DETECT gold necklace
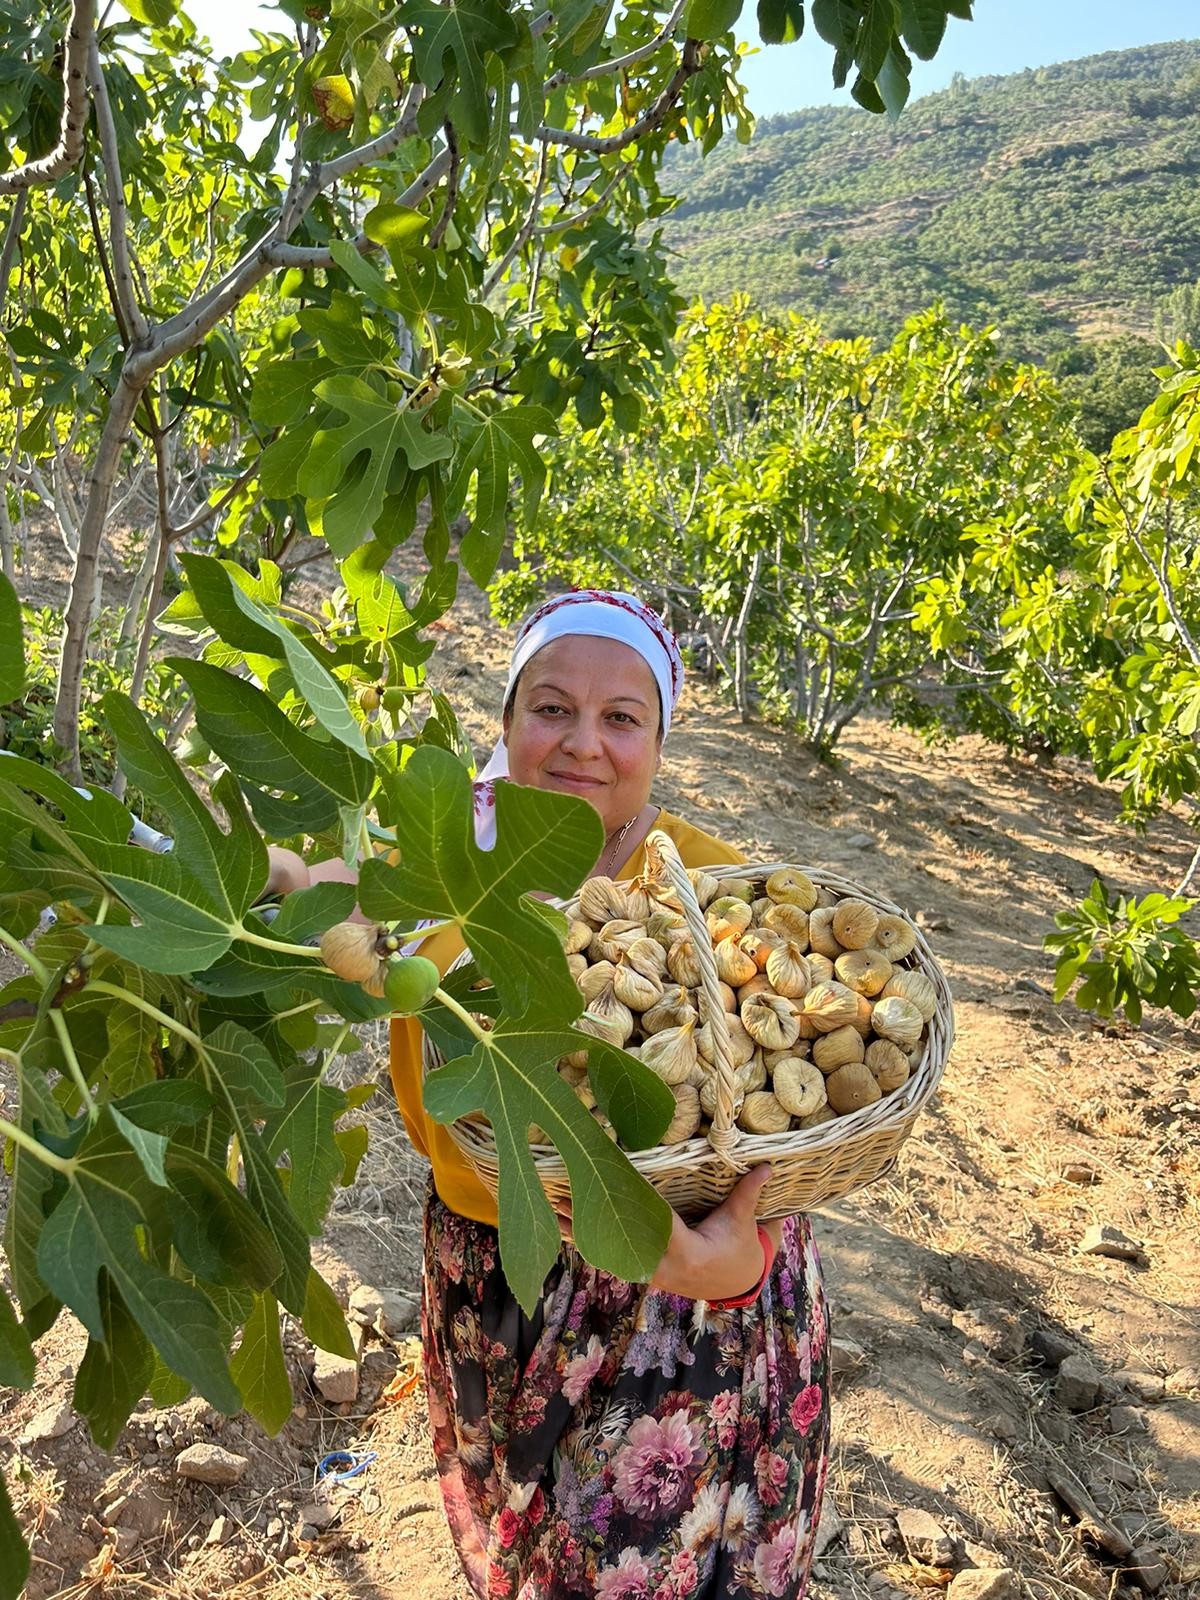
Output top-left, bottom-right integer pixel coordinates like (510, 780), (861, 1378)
(601, 813), (640, 877)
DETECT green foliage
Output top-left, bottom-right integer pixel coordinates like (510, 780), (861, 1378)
(0, 546), (672, 1575)
(1048, 336), (1162, 454)
(922, 343), (1200, 1017)
(0, 605), (188, 793)
(499, 297), (1076, 752)
(1046, 879), (1200, 1024)
(1156, 276), (1200, 348)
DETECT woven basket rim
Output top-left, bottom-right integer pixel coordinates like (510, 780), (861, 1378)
(422, 858), (954, 1190)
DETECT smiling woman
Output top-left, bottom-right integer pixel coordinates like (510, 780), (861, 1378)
(387, 590), (832, 1600)
(505, 635), (664, 868)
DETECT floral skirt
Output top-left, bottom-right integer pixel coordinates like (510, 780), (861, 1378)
(420, 1187), (831, 1600)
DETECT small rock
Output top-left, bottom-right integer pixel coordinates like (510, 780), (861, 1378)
(283, 1555), (306, 1573)
(1113, 1370), (1165, 1403)
(298, 1497), (338, 1531)
(846, 832), (877, 851)
(1109, 1460), (1141, 1490)
(19, 1401), (76, 1445)
(1062, 1163), (1098, 1185)
(1125, 1546), (1170, 1595)
(1055, 1353), (1102, 1412)
(1028, 1326), (1078, 1369)
(920, 1298), (958, 1334)
(266, 1517), (285, 1541)
(377, 1289), (421, 1337)
(1036, 1409), (1071, 1443)
(828, 1336), (867, 1380)
(107, 1526), (140, 1559)
(961, 1541), (1000, 1569)
(947, 1570), (1020, 1600)
(961, 1339), (991, 1370)
(1108, 1405), (1147, 1436)
(101, 1487), (171, 1539)
(896, 1507), (956, 1567)
(981, 1409), (1021, 1445)
(313, 1348), (359, 1405)
(348, 1284), (384, 1324)
(349, 1283), (421, 1337)
(1080, 1224), (1145, 1263)
(953, 1303), (1025, 1363)
(916, 908), (951, 930)
(1165, 1365), (1199, 1395)
(205, 1514), (234, 1546)
(175, 1443), (250, 1486)
(813, 1509), (845, 1556)
(1114, 1512), (1150, 1542)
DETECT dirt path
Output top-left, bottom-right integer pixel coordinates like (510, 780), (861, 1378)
(1, 544), (1197, 1600)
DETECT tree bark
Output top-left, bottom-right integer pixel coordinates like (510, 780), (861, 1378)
(732, 550), (763, 724)
(52, 371), (146, 776)
(0, 473), (16, 583)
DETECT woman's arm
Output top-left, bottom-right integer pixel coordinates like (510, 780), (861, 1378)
(263, 848), (371, 921)
(263, 846), (311, 897)
(553, 1165), (784, 1302)
(648, 1166), (784, 1302)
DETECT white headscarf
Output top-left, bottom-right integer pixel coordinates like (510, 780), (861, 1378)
(472, 589), (685, 850)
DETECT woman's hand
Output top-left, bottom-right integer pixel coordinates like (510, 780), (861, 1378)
(260, 848), (375, 924)
(553, 1165), (783, 1302)
(649, 1166), (782, 1302)
(263, 846), (310, 897)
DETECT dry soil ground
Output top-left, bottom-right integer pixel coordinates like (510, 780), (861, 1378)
(1, 541), (1198, 1600)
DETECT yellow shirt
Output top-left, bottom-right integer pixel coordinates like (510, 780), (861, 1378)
(389, 807), (746, 1226)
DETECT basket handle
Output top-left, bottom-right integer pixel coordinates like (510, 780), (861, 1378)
(642, 829), (744, 1171)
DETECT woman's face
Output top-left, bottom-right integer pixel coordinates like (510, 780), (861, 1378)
(503, 635), (662, 836)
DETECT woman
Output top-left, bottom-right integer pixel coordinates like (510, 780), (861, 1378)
(388, 592), (831, 1600)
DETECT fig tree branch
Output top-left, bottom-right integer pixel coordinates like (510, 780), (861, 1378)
(546, 0), (688, 88)
(0, 0), (96, 196)
(536, 38), (702, 152)
(88, 31), (150, 345)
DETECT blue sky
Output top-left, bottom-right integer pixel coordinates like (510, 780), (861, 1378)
(179, 0), (1197, 119)
(739, 0), (1198, 118)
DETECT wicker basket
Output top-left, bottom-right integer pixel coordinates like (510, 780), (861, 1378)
(422, 829), (954, 1219)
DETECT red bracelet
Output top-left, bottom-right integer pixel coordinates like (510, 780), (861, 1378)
(706, 1225), (775, 1311)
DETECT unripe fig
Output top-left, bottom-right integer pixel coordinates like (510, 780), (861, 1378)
(382, 956), (440, 1014)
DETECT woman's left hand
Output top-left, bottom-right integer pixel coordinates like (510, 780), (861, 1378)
(649, 1165), (782, 1301)
(553, 1165), (783, 1303)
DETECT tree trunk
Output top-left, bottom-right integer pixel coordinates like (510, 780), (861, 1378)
(0, 473), (15, 583)
(117, 528), (160, 648)
(53, 372), (146, 777)
(732, 550), (763, 724)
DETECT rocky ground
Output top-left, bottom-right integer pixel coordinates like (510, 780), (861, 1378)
(1, 540), (1198, 1600)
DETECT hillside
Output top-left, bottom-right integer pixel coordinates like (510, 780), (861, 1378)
(663, 40), (1200, 366)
